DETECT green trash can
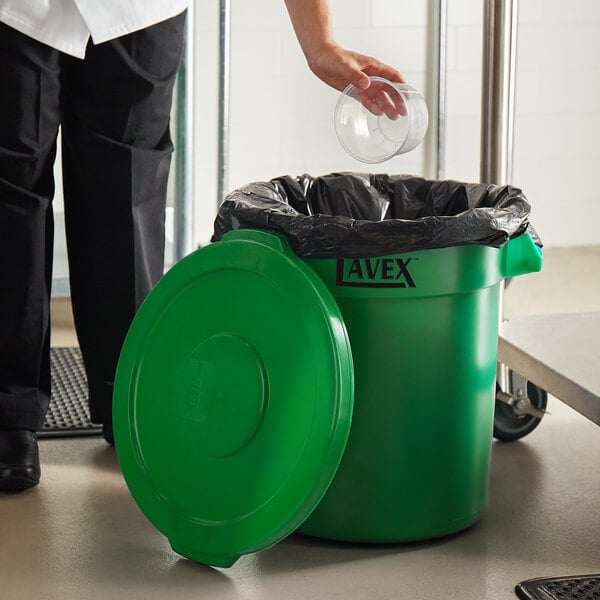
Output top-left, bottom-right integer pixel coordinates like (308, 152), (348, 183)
(299, 230), (541, 542)
(113, 174), (542, 568)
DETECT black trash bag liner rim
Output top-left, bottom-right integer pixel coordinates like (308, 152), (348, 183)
(212, 173), (541, 259)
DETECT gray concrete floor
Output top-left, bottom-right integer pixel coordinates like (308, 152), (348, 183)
(1, 246), (599, 600)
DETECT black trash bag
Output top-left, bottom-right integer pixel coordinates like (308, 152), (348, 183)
(212, 173), (541, 258)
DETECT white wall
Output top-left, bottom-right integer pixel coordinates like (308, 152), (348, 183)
(191, 0), (431, 245)
(52, 0), (600, 285)
(513, 1), (600, 246)
(192, 0), (600, 248)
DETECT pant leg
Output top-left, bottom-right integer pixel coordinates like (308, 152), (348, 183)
(60, 11), (186, 424)
(0, 24), (62, 431)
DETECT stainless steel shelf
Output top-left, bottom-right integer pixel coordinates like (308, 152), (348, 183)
(498, 312), (600, 426)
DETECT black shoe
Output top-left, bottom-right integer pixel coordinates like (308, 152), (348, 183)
(0, 430), (41, 491)
(102, 422), (114, 447)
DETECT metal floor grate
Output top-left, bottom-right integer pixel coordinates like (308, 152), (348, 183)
(40, 347), (101, 438)
(516, 575), (600, 600)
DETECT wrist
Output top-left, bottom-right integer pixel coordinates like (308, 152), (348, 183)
(303, 39), (338, 68)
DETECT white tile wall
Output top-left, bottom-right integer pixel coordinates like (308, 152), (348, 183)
(52, 0), (600, 277)
(194, 0), (434, 245)
(542, 0), (600, 24)
(199, 0), (600, 248)
(371, 0), (428, 27)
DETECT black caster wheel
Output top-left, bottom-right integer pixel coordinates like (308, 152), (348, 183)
(493, 381), (548, 441)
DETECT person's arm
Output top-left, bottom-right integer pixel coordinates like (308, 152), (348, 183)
(284, 0), (405, 115)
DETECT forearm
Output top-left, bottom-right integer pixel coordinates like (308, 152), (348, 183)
(283, 0), (336, 60)
(283, 0), (404, 93)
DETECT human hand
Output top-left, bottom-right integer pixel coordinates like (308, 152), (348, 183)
(306, 43), (407, 118)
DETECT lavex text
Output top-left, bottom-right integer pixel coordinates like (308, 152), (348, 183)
(335, 258), (417, 288)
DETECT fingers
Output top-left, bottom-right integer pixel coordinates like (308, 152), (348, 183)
(382, 85), (408, 117)
(363, 62), (406, 85)
(352, 71), (371, 90)
(357, 91), (384, 116)
(356, 54), (405, 85)
(356, 80), (407, 119)
(344, 53), (406, 117)
(306, 44), (406, 115)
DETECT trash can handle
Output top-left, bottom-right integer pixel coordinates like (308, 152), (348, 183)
(221, 229), (289, 252)
(501, 232), (543, 278)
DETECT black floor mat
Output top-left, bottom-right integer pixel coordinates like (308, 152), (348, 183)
(516, 574), (600, 600)
(40, 347), (101, 438)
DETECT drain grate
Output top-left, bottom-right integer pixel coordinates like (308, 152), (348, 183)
(40, 347), (102, 437)
(516, 575), (600, 600)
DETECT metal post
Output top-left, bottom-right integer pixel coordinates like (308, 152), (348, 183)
(480, 0), (518, 185)
(433, 0), (448, 180)
(173, 2), (196, 261)
(482, 0), (519, 394)
(217, 0), (231, 207)
(425, 0), (447, 181)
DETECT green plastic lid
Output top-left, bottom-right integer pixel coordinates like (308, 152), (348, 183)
(113, 229), (354, 568)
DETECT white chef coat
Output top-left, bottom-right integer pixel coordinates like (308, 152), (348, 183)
(0, 0), (189, 59)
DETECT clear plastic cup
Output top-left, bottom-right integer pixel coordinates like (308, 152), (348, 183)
(334, 77), (429, 164)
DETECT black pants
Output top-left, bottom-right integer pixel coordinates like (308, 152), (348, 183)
(0, 13), (186, 430)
